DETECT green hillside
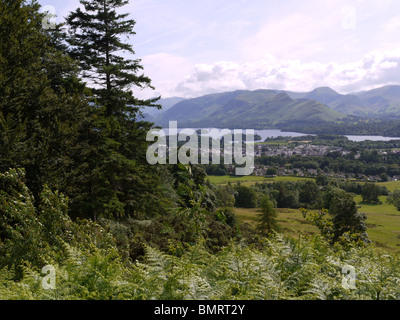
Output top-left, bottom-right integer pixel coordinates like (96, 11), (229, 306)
(156, 89), (345, 128)
(285, 85), (400, 116)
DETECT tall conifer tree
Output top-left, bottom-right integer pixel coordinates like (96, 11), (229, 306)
(0, 0), (92, 205)
(65, 0), (166, 220)
(66, 0), (160, 118)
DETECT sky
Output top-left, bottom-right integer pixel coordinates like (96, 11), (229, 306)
(38, 0), (400, 99)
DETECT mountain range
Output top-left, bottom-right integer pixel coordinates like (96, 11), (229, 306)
(283, 85), (400, 116)
(145, 85), (400, 128)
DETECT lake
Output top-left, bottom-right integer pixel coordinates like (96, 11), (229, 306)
(254, 129), (310, 141)
(159, 127), (400, 142)
(345, 135), (400, 142)
(255, 129), (400, 142)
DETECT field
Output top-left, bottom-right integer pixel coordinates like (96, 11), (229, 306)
(209, 175), (400, 189)
(253, 140), (289, 146)
(234, 195), (400, 253)
(210, 175), (400, 253)
(354, 195), (400, 252)
(235, 207), (320, 239)
(208, 175), (313, 187)
(377, 180), (400, 192)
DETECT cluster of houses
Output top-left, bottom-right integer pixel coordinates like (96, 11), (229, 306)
(254, 142), (345, 158)
(249, 142), (400, 182)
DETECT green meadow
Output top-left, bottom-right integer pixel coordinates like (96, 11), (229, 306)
(234, 195), (400, 254)
(209, 175), (400, 253)
(377, 180), (400, 192)
(235, 207), (320, 239)
(354, 195), (400, 252)
(253, 140), (289, 146)
(208, 175), (313, 186)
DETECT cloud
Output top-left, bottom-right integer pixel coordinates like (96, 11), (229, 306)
(172, 49), (400, 97)
(138, 53), (193, 99)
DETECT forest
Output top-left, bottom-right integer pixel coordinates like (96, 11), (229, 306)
(1, 0), (400, 301)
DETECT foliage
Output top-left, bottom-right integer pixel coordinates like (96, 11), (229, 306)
(60, 0), (168, 220)
(2, 234), (400, 300)
(387, 190), (400, 211)
(65, 0), (160, 118)
(0, 169), (117, 279)
(2, 0), (400, 302)
(0, 165), (397, 301)
(234, 185), (258, 208)
(302, 188), (370, 246)
(212, 184), (236, 208)
(362, 183), (381, 204)
(0, 0), (92, 206)
(257, 195), (279, 235)
(328, 189), (369, 244)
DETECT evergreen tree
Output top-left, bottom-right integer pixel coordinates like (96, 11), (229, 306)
(65, 0), (160, 118)
(0, 0), (92, 206)
(257, 195), (279, 235)
(64, 0), (166, 220)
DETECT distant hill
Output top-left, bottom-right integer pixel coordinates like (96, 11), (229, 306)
(142, 97), (186, 122)
(353, 85), (400, 116)
(155, 89), (345, 128)
(150, 85), (400, 128)
(284, 85), (400, 116)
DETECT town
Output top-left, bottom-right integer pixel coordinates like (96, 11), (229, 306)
(217, 137), (400, 183)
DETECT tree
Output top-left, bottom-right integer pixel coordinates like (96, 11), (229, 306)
(274, 182), (299, 208)
(362, 183), (381, 204)
(0, 0), (93, 207)
(303, 187), (369, 244)
(214, 185), (236, 208)
(64, 0), (166, 219)
(266, 167), (277, 176)
(257, 195), (279, 235)
(298, 180), (320, 206)
(328, 189), (369, 243)
(387, 190), (400, 211)
(234, 185), (257, 208)
(65, 0), (160, 118)
(380, 172), (388, 182)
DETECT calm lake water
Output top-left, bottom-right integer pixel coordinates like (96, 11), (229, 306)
(159, 127), (400, 142)
(254, 129), (309, 141)
(255, 130), (400, 142)
(344, 135), (400, 142)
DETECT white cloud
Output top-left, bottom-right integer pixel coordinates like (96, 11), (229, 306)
(37, 0), (400, 99)
(138, 53), (193, 99)
(171, 49), (400, 97)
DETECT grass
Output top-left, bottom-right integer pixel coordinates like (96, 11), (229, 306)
(254, 140), (289, 146)
(234, 196), (400, 253)
(378, 180), (400, 192)
(208, 175), (267, 185)
(217, 175), (400, 253)
(264, 176), (314, 183)
(234, 207), (319, 240)
(354, 195), (400, 252)
(208, 175), (313, 187)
